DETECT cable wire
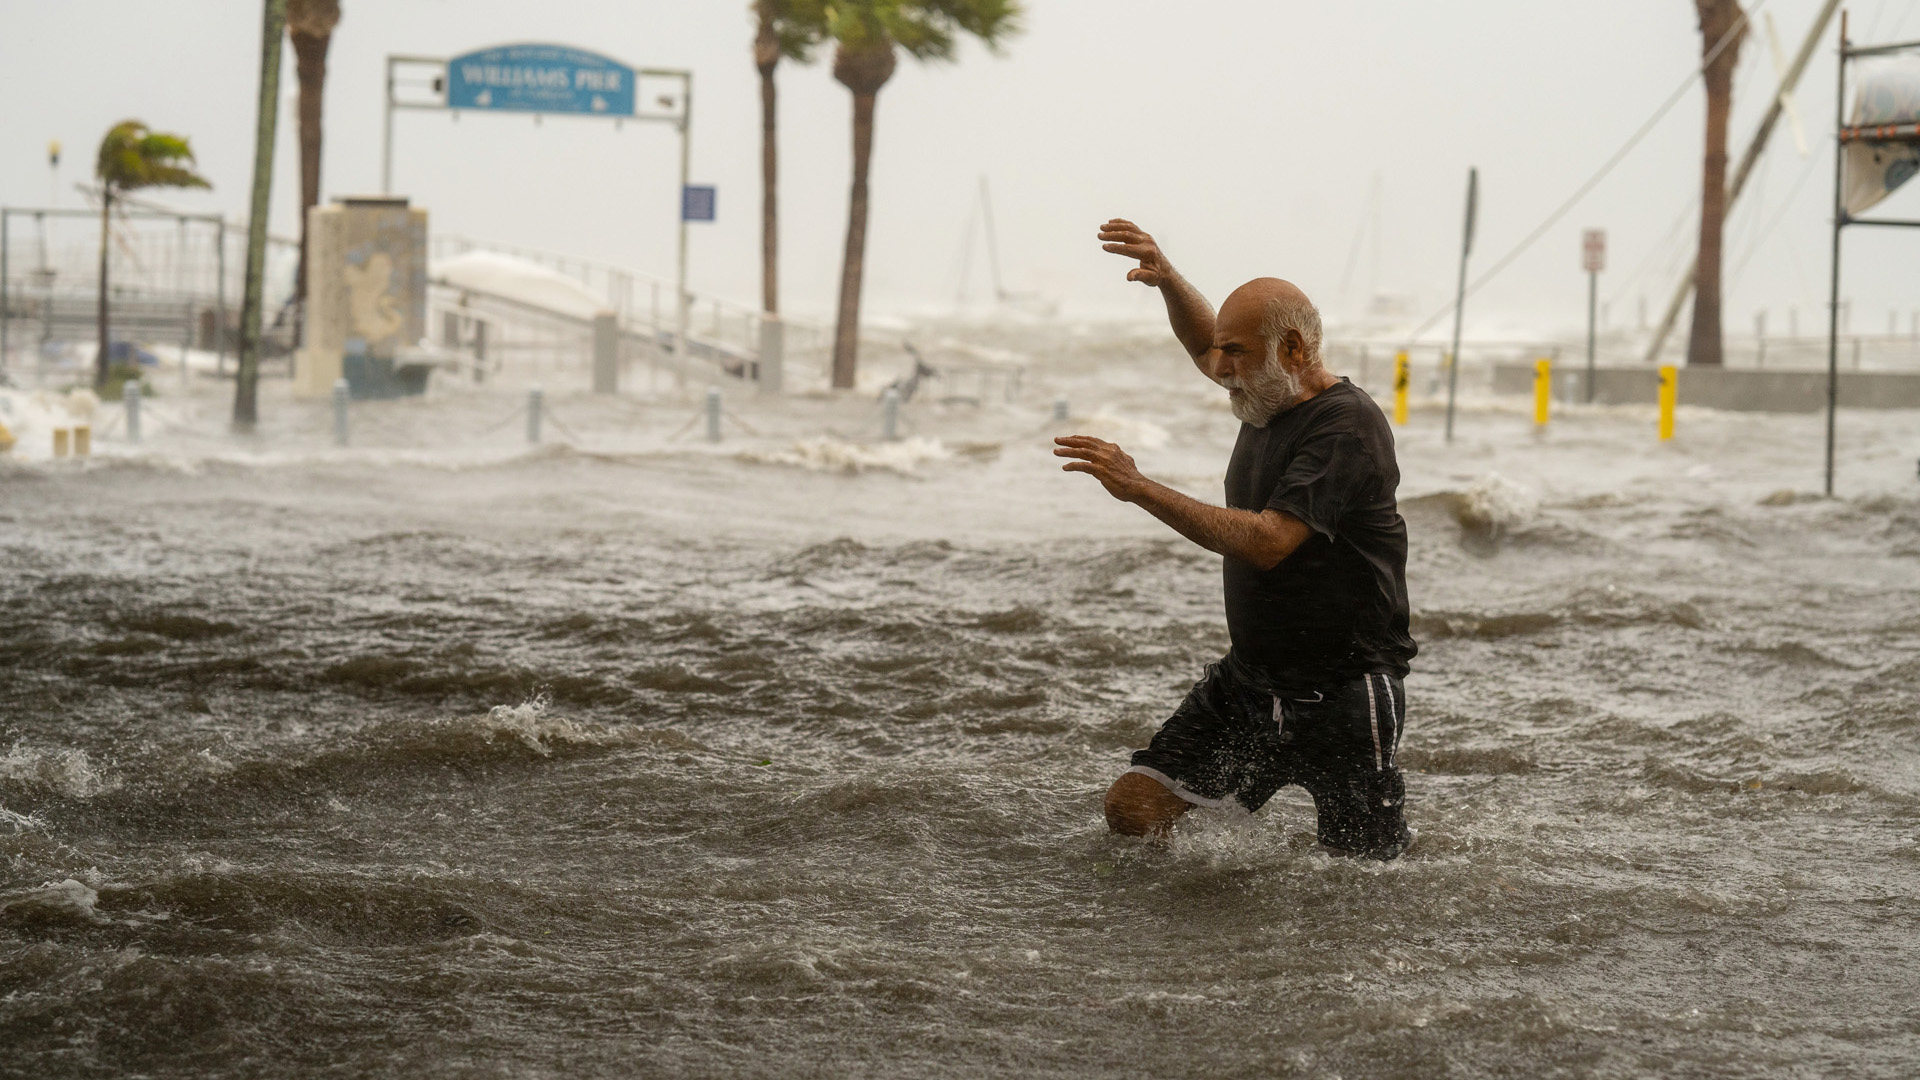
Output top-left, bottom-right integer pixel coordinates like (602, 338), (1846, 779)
(1403, 0), (1769, 341)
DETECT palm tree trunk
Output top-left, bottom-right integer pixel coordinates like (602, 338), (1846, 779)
(95, 190), (112, 389)
(831, 90), (878, 389)
(756, 16), (779, 317)
(1688, 0), (1745, 367)
(291, 26), (331, 348)
(234, 0), (287, 430)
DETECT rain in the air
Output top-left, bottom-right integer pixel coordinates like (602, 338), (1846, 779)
(3, 1), (1919, 1076)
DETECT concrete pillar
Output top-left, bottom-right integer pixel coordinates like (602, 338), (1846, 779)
(592, 311), (618, 395)
(758, 315), (785, 395)
(1052, 398), (1069, 422)
(705, 387), (722, 443)
(882, 386), (900, 441)
(527, 387), (543, 444)
(124, 382), (141, 443)
(332, 379), (349, 446)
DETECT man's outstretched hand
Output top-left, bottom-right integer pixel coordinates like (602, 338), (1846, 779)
(1098, 219), (1173, 288)
(1054, 435), (1146, 501)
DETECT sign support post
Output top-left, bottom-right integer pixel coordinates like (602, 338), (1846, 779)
(1826, 12), (1847, 496)
(675, 79), (693, 392)
(1583, 228), (1606, 403)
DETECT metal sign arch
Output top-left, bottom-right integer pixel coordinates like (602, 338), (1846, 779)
(379, 45), (697, 381)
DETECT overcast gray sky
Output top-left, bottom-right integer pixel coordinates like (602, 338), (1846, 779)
(4, 0), (1917, 338)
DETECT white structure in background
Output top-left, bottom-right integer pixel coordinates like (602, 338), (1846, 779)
(432, 251), (604, 321)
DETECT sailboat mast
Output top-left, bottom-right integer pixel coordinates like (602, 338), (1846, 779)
(979, 176), (1008, 302)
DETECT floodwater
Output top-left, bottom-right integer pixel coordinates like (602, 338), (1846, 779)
(3, 326), (1919, 1078)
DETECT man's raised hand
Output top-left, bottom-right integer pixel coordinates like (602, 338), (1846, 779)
(1054, 435), (1146, 502)
(1098, 219), (1173, 288)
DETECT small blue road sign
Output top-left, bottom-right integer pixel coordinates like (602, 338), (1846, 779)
(447, 44), (636, 116)
(682, 186), (717, 222)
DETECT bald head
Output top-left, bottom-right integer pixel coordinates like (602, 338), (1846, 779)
(1219, 278), (1321, 367)
(1208, 278), (1328, 425)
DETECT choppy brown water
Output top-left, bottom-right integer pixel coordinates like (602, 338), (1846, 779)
(4, 328), (1920, 1077)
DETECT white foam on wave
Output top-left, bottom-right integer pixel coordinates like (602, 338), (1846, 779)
(1163, 803), (1289, 866)
(467, 695), (698, 756)
(0, 388), (99, 463)
(0, 878), (100, 920)
(1458, 472), (1539, 536)
(0, 805), (46, 831)
(0, 744), (114, 798)
(1067, 406), (1171, 450)
(738, 435), (952, 475)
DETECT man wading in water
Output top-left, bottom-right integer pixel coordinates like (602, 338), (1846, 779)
(1054, 219), (1417, 860)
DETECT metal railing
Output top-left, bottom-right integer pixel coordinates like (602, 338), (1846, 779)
(431, 234), (831, 362)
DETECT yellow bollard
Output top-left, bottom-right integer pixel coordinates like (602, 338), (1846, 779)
(0, 418), (14, 454)
(73, 425), (91, 457)
(1657, 365), (1677, 441)
(1533, 357), (1552, 427)
(1393, 350), (1410, 425)
(53, 428), (70, 458)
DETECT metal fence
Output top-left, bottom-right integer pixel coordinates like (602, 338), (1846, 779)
(0, 203), (299, 385)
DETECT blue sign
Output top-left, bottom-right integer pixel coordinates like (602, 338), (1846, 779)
(447, 44), (635, 116)
(682, 185), (717, 222)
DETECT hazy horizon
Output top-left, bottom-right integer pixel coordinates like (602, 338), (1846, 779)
(3, 0), (1918, 340)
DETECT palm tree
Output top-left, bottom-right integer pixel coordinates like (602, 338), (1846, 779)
(754, 2), (828, 318)
(287, 0), (341, 345)
(93, 121), (210, 390)
(1686, 0), (1747, 367)
(824, 0), (1021, 389)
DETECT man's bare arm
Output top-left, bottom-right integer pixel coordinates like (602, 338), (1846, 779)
(1053, 436), (1311, 570)
(1098, 219), (1215, 369)
(1130, 480), (1310, 571)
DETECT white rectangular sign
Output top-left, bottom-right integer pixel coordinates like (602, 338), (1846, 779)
(1582, 228), (1607, 273)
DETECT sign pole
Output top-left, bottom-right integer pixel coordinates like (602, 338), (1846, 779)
(1586, 268), (1598, 402)
(1443, 166), (1477, 444)
(1583, 228), (1605, 403)
(674, 73), (693, 394)
(381, 56), (395, 195)
(1825, 11), (1848, 497)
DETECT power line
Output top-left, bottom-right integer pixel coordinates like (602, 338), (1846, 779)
(1402, 0), (1770, 341)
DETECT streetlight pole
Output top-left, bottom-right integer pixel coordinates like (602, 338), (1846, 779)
(673, 72), (693, 394)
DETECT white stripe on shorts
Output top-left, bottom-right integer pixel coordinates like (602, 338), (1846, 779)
(1365, 674), (1382, 771)
(1381, 674), (1400, 764)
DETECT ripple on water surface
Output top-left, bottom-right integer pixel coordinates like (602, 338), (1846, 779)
(3, 396), (1920, 1077)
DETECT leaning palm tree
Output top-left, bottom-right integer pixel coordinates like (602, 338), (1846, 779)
(824, 0), (1021, 389)
(1686, 0), (1747, 367)
(93, 121), (210, 390)
(288, 0), (341, 345)
(754, 1), (828, 318)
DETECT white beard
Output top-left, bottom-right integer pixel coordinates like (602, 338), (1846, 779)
(1221, 358), (1303, 427)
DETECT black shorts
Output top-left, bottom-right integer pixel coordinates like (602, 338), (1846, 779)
(1128, 660), (1411, 859)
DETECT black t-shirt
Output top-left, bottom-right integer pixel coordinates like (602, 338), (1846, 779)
(1222, 378), (1416, 694)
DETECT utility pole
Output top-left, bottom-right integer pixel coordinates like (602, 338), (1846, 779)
(233, 0), (286, 431)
